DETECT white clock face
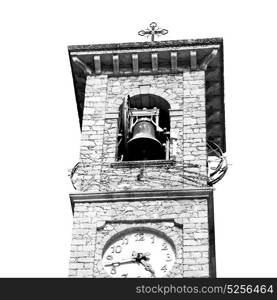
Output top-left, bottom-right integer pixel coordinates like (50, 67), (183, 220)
(102, 229), (176, 278)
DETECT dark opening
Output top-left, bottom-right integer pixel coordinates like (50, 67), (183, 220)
(117, 94), (170, 161)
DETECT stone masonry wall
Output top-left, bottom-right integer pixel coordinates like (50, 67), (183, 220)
(68, 197), (209, 278)
(74, 71), (207, 192)
(69, 70), (212, 278)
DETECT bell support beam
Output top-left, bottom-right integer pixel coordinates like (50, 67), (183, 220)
(171, 51), (177, 71)
(94, 55), (101, 74)
(199, 49), (218, 71)
(113, 54), (119, 74)
(132, 54), (139, 74)
(151, 53), (158, 72)
(190, 50), (197, 71)
(72, 56), (93, 75)
(71, 46), (221, 76)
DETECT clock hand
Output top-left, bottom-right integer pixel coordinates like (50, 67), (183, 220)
(104, 258), (136, 267)
(134, 252), (156, 277)
(141, 252), (151, 258)
(139, 259), (156, 278)
(134, 252), (151, 261)
(105, 252), (152, 268)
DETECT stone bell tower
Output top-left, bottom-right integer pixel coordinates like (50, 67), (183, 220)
(67, 31), (227, 277)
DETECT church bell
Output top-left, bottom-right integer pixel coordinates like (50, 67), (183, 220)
(128, 118), (164, 160)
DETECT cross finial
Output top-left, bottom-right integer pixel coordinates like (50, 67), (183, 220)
(138, 22), (168, 42)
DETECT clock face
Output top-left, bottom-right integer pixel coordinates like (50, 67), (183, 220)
(102, 228), (176, 278)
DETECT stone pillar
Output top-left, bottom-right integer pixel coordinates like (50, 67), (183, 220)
(77, 75), (108, 192)
(68, 203), (97, 277)
(183, 71), (207, 187)
(181, 199), (209, 277)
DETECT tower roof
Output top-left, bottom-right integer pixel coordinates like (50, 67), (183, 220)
(68, 38), (226, 152)
(68, 37), (222, 52)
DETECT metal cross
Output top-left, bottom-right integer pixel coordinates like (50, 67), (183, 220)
(138, 22), (168, 42)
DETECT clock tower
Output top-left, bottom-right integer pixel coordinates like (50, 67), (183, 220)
(67, 31), (227, 278)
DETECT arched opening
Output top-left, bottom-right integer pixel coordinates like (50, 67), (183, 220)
(117, 94), (171, 161)
(129, 94), (170, 130)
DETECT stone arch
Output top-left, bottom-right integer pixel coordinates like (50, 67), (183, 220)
(128, 86), (178, 109)
(127, 94), (170, 130)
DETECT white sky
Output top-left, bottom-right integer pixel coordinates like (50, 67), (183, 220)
(0, 0), (277, 277)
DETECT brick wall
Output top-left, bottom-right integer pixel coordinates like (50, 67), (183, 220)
(68, 70), (213, 278)
(69, 197), (210, 278)
(74, 71), (207, 192)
